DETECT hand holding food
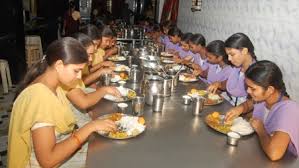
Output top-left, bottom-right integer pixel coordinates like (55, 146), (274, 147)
(101, 61), (115, 68)
(102, 86), (122, 98)
(207, 82), (221, 94)
(225, 106), (244, 124)
(91, 119), (117, 132)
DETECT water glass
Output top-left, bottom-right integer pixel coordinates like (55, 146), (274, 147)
(132, 96), (145, 116)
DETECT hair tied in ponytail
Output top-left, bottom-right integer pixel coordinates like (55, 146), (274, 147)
(41, 55), (47, 63)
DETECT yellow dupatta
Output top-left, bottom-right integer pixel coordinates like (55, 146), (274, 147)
(8, 83), (76, 168)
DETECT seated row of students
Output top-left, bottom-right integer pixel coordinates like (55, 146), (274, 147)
(8, 37), (120, 167)
(8, 24), (123, 167)
(152, 23), (299, 160)
(153, 24), (254, 106)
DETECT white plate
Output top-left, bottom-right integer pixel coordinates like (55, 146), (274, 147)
(97, 114), (146, 140)
(108, 56), (126, 61)
(110, 75), (129, 83)
(179, 75), (198, 82)
(162, 59), (175, 64)
(114, 64), (130, 72)
(230, 117), (254, 136)
(161, 52), (173, 57)
(171, 65), (186, 71)
(104, 87), (136, 102)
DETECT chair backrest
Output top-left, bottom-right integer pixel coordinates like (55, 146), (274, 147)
(25, 35), (43, 58)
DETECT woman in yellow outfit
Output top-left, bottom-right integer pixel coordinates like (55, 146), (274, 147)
(8, 37), (117, 168)
(66, 33), (121, 127)
(80, 24), (115, 68)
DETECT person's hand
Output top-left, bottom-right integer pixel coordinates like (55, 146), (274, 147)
(225, 105), (244, 123)
(207, 82), (221, 94)
(100, 61), (115, 68)
(173, 56), (182, 63)
(191, 63), (201, 70)
(91, 119), (117, 132)
(101, 86), (121, 97)
(98, 68), (114, 76)
(250, 117), (264, 133)
(192, 69), (202, 76)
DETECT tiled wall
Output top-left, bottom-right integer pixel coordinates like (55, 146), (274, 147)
(177, 0), (299, 101)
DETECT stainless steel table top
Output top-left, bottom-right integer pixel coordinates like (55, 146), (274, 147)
(87, 82), (299, 168)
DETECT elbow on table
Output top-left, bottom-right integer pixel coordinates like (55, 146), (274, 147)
(266, 150), (284, 161)
(37, 159), (60, 168)
(75, 101), (91, 110)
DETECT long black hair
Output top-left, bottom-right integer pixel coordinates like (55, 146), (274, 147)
(181, 32), (193, 43)
(190, 33), (206, 47)
(206, 40), (229, 64)
(167, 26), (182, 37)
(245, 60), (289, 97)
(15, 37), (89, 98)
(225, 33), (257, 60)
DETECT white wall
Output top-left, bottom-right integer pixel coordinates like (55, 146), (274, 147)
(177, 0), (299, 101)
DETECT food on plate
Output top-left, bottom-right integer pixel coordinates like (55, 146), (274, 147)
(138, 117), (145, 125)
(161, 52), (173, 57)
(205, 93), (223, 105)
(211, 111), (220, 119)
(189, 89), (208, 96)
(108, 131), (128, 139)
(230, 117), (254, 135)
(108, 113), (123, 121)
(205, 113), (254, 135)
(99, 114), (146, 139)
(206, 113), (231, 133)
(127, 90), (137, 99)
(119, 72), (129, 80)
(114, 65), (129, 71)
(108, 56), (125, 61)
(179, 73), (197, 82)
(208, 93), (221, 100)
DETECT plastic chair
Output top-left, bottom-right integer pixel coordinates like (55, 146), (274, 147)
(0, 60), (12, 94)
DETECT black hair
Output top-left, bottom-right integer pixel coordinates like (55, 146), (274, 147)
(15, 37), (88, 98)
(206, 40), (229, 64)
(80, 24), (101, 41)
(100, 26), (114, 38)
(181, 32), (193, 43)
(225, 33), (257, 60)
(71, 33), (94, 48)
(152, 24), (161, 32)
(245, 60), (289, 97)
(168, 27), (182, 37)
(190, 33), (206, 47)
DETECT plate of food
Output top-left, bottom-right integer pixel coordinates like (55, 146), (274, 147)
(205, 112), (254, 136)
(104, 87), (136, 102)
(111, 73), (129, 82)
(108, 56), (126, 62)
(179, 73), (198, 82)
(162, 59), (175, 64)
(187, 89), (224, 105)
(160, 52), (174, 57)
(205, 93), (224, 106)
(97, 113), (146, 139)
(187, 89), (208, 97)
(114, 64), (130, 72)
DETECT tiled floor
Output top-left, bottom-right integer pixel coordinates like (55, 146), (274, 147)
(0, 85), (17, 168)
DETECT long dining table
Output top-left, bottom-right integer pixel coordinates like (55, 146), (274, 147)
(86, 77), (299, 168)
